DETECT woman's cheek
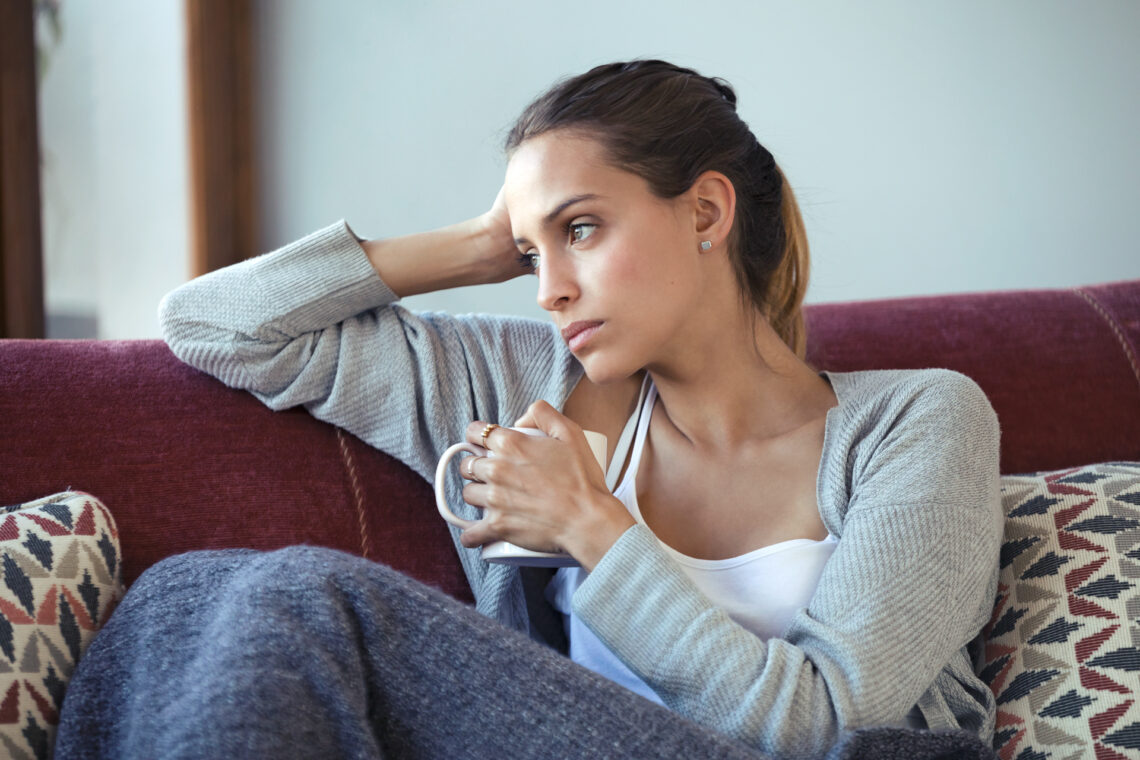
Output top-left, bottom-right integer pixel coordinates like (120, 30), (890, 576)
(598, 245), (644, 287)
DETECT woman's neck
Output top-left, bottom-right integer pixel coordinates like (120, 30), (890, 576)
(646, 310), (835, 452)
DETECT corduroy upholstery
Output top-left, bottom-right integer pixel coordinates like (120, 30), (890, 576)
(1, 279), (1137, 599)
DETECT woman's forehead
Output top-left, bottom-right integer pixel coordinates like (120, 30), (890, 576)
(504, 132), (645, 222)
(506, 133), (607, 189)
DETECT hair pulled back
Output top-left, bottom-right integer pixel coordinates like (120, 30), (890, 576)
(506, 60), (810, 357)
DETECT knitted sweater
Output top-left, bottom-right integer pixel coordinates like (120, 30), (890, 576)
(158, 220), (1004, 759)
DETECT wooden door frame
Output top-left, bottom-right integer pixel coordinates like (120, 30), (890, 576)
(185, 0), (256, 277)
(0, 0), (45, 338)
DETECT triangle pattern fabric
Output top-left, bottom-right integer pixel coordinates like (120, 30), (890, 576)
(0, 492), (123, 760)
(980, 463), (1140, 760)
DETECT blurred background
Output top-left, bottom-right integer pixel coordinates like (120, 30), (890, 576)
(17, 0), (1140, 338)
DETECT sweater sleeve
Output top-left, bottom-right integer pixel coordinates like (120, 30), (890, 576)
(157, 220), (580, 485)
(570, 370), (1003, 759)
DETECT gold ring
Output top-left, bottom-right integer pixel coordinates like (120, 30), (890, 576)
(480, 423), (500, 450)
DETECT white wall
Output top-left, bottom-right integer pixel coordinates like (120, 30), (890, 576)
(39, 0), (188, 339)
(90, 2), (189, 339)
(38, 0), (98, 334)
(254, 0), (1140, 321)
(38, 1), (1140, 337)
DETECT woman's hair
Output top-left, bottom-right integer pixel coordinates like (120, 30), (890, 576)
(506, 60), (810, 357)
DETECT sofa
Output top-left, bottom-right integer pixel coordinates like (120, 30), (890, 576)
(1, 277), (1138, 759)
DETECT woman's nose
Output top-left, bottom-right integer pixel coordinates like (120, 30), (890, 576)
(536, 254), (578, 312)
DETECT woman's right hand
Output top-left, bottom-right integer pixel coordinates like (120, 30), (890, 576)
(475, 185), (529, 284)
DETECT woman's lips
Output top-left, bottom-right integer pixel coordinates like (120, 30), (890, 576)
(561, 320), (603, 352)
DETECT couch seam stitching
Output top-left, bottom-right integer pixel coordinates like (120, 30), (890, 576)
(336, 428), (373, 560)
(1072, 287), (1140, 394)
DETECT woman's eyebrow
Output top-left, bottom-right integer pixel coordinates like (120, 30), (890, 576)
(514, 194), (602, 246)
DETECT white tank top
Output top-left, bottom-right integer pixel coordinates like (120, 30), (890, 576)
(546, 377), (839, 704)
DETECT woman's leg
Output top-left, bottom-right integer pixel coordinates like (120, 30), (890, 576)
(56, 546), (769, 760)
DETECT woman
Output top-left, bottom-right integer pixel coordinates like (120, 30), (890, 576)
(57, 60), (1002, 759)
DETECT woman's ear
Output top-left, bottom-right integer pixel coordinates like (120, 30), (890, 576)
(689, 170), (736, 253)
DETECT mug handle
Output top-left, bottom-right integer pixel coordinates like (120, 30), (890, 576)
(434, 441), (484, 529)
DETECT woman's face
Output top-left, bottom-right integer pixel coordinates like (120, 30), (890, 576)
(504, 130), (708, 384)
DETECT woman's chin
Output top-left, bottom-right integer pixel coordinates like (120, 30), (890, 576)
(578, 356), (640, 386)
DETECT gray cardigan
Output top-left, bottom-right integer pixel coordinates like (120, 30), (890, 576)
(158, 220), (1003, 759)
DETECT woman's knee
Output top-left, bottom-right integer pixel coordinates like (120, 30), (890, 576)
(121, 547), (367, 620)
(125, 548), (259, 605)
(134, 545), (381, 593)
(127, 545), (442, 641)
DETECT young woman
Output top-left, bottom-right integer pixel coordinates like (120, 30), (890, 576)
(57, 61), (1002, 759)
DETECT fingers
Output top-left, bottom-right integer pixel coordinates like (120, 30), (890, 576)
(512, 409), (538, 429)
(454, 405), (601, 556)
(489, 184), (509, 221)
(456, 476), (490, 548)
(459, 453), (482, 481)
(460, 520), (495, 549)
(470, 399), (582, 451)
(464, 420), (507, 450)
(456, 481), (503, 549)
(462, 419), (539, 454)
(479, 422), (500, 449)
(515, 400), (582, 442)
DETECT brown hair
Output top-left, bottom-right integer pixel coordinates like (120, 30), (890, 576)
(506, 60), (810, 357)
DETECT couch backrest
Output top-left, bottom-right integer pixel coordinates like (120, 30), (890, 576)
(0, 338), (472, 597)
(805, 279), (1140, 475)
(2, 278), (1137, 591)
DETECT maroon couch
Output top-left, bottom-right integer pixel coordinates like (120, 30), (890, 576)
(1, 279), (1138, 600)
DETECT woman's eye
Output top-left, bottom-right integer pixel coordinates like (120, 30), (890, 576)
(569, 223), (597, 244)
(518, 250), (541, 271)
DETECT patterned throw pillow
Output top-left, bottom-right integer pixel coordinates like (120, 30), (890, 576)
(980, 463), (1140, 760)
(0, 492), (123, 760)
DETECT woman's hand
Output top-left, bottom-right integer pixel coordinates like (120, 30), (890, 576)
(458, 401), (635, 570)
(475, 184), (531, 284)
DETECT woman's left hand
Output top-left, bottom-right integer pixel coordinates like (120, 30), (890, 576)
(458, 401), (635, 570)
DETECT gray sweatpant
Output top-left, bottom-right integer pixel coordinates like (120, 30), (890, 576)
(55, 545), (996, 759)
(54, 545), (769, 759)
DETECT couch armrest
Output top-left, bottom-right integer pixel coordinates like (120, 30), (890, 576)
(0, 339), (471, 600)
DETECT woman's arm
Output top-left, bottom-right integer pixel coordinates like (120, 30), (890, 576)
(157, 204), (577, 486)
(360, 187), (523, 297)
(571, 370), (1003, 759)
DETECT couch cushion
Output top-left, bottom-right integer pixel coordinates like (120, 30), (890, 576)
(0, 492), (123, 760)
(980, 463), (1140, 759)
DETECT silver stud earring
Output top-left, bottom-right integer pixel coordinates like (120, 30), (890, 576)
(699, 240), (712, 251)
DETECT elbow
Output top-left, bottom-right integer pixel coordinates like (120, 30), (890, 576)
(157, 288), (183, 344)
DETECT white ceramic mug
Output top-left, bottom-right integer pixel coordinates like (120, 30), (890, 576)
(434, 427), (607, 567)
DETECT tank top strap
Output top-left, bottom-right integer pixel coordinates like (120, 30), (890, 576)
(612, 377), (657, 497)
(604, 373), (653, 491)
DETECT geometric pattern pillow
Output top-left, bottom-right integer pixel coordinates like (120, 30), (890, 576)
(0, 492), (123, 760)
(979, 463), (1140, 760)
